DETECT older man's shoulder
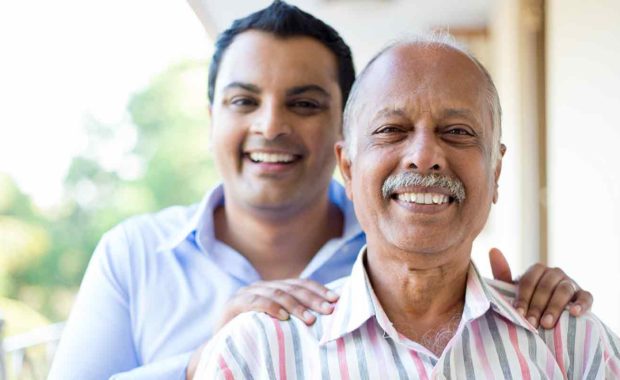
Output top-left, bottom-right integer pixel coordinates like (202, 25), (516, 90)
(485, 278), (519, 303)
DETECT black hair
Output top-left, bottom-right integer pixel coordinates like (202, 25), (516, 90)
(208, 0), (355, 110)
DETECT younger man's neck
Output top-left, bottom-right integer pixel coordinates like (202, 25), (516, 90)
(214, 195), (344, 280)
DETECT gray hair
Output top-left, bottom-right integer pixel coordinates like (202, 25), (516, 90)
(342, 33), (502, 164)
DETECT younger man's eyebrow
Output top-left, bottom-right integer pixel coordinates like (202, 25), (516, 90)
(222, 82), (261, 93)
(286, 84), (331, 98)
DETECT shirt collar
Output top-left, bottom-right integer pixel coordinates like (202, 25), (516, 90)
(320, 247), (537, 345)
(156, 184), (224, 252)
(156, 181), (363, 256)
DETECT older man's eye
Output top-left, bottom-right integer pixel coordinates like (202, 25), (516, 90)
(445, 127), (473, 136)
(374, 125), (403, 134)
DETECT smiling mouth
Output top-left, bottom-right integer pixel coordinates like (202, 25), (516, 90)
(246, 152), (301, 164)
(392, 192), (455, 205)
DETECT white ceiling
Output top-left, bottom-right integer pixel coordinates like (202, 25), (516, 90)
(187, 0), (492, 68)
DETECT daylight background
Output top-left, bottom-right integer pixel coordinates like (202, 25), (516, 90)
(1, 0), (619, 378)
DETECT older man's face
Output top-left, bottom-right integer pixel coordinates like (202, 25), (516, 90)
(338, 45), (502, 261)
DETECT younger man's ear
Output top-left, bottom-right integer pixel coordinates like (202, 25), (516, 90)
(335, 141), (353, 201)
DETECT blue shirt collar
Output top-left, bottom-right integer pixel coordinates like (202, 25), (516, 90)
(157, 180), (363, 260)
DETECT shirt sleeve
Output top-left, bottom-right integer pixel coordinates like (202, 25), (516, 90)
(194, 313), (275, 380)
(48, 224), (191, 380)
(560, 313), (620, 379)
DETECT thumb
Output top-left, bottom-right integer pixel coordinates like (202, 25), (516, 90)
(489, 247), (513, 283)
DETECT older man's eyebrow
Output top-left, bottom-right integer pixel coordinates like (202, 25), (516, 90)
(286, 85), (331, 98)
(222, 82), (261, 93)
(440, 108), (479, 122)
(371, 108), (408, 121)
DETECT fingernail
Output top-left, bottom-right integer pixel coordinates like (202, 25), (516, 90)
(542, 314), (554, 327)
(326, 290), (338, 300)
(516, 307), (525, 317)
(572, 305), (582, 315)
(303, 310), (315, 322)
(527, 316), (538, 327)
(278, 309), (289, 320)
(320, 302), (334, 312)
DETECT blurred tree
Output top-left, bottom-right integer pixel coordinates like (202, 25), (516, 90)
(3, 59), (217, 321)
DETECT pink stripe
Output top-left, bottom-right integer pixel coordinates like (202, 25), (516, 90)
(506, 321), (531, 380)
(409, 350), (429, 380)
(366, 320), (387, 371)
(217, 355), (235, 380)
(553, 321), (566, 374)
(608, 355), (620, 377)
(583, 320), (593, 368)
(471, 321), (494, 378)
(336, 337), (351, 380)
(545, 348), (557, 378)
(272, 318), (288, 380)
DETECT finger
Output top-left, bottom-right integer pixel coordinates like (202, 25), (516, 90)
(248, 286), (316, 323)
(285, 278), (339, 302)
(489, 248), (512, 283)
(525, 267), (567, 328)
(568, 290), (593, 316)
(242, 293), (291, 321)
(266, 282), (335, 315)
(538, 279), (579, 329)
(513, 263), (547, 318)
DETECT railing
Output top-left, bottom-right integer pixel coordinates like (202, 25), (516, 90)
(0, 322), (64, 380)
(1, 314), (6, 380)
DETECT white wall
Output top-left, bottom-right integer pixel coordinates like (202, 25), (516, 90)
(547, 0), (620, 332)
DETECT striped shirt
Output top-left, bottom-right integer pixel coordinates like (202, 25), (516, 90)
(195, 248), (620, 379)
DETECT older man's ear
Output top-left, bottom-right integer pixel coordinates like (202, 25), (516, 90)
(493, 143), (507, 204)
(335, 141), (353, 201)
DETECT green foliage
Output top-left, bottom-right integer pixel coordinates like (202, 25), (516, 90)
(1, 59), (218, 321)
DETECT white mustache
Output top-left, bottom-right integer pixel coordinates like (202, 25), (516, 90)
(381, 172), (466, 203)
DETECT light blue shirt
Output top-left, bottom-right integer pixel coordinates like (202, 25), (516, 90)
(48, 181), (365, 380)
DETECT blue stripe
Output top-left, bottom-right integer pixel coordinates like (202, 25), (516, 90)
(252, 314), (277, 379)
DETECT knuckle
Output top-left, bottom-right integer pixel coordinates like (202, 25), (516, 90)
(271, 288), (288, 299)
(528, 307), (542, 317)
(247, 294), (263, 306)
(551, 267), (566, 276)
(533, 262), (546, 271)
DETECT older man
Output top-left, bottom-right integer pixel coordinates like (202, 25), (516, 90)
(194, 36), (620, 379)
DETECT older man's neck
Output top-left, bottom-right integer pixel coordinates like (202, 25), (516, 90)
(214, 194), (343, 281)
(366, 248), (470, 356)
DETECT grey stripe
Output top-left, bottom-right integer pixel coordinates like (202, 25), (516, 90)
(567, 316), (577, 379)
(429, 357), (437, 367)
(319, 345), (330, 380)
(252, 315), (277, 379)
(314, 317), (331, 380)
(493, 287), (516, 298)
(226, 336), (255, 380)
(485, 313), (513, 380)
(526, 330), (546, 379)
(461, 327), (476, 379)
(288, 320), (305, 380)
(352, 329), (370, 380)
(585, 343), (603, 380)
(443, 348), (452, 379)
(603, 323), (620, 357)
(386, 337), (409, 380)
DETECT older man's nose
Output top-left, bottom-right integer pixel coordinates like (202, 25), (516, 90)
(249, 104), (292, 140)
(404, 134), (446, 173)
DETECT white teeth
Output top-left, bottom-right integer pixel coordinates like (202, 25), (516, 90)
(249, 152), (295, 163)
(396, 192), (450, 205)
